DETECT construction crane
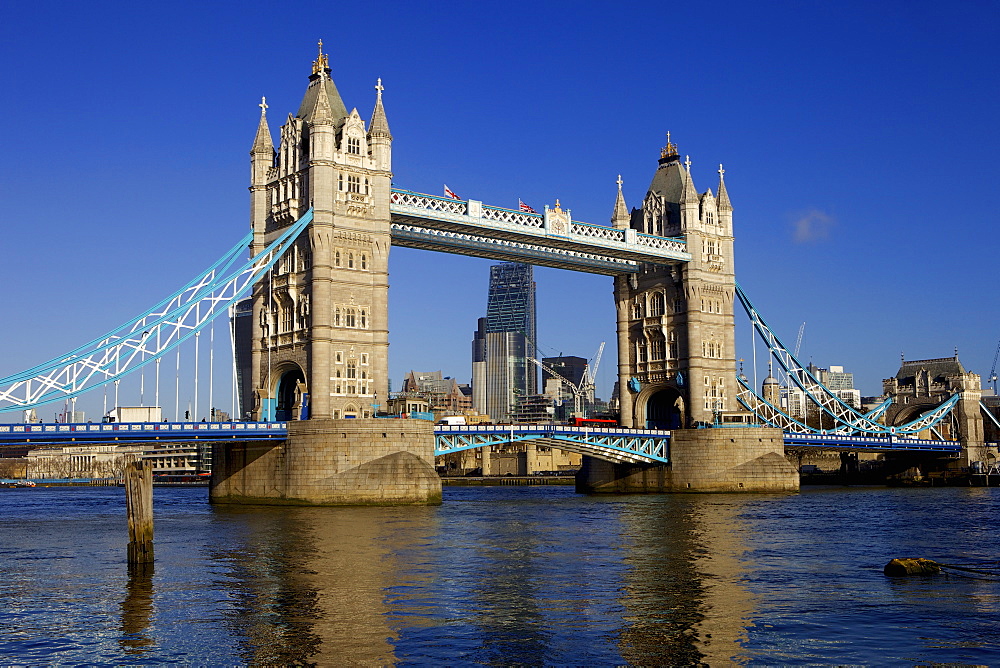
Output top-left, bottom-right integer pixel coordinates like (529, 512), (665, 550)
(580, 342), (606, 402)
(990, 339), (1000, 394)
(529, 357), (588, 418)
(794, 322), (806, 358)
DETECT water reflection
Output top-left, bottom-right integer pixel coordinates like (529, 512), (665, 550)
(198, 491), (762, 665)
(615, 495), (756, 665)
(119, 563), (154, 652)
(206, 506), (442, 665)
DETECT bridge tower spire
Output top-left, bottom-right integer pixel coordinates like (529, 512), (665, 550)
(614, 137), (737, 429)
(248, 43), (393, 422)
(219, 43), (439, 507)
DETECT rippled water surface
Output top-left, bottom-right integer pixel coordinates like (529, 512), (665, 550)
(1, 484), (998, 665)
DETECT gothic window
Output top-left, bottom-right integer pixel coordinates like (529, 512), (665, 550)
(673, 299), (684, 313)
(651, 337), (665, 360)
(346, 308), (356, 328)
(364, 178), (369, 195)
(281, 304), (292, 332)
(348, 252), (355, 269)
(360, 309), (367, 328)
(669, 331), (678, 359)
(347, 361), (357, 379)
(706, 211), (715, 225)
(360, 253), (368, 270)
(361, 370), (367, 380)
(637, 341), (648, 363)
(338, 173), (343, 191)
(650, 293), (665, 317)
(335, 382), (342, 394)
(347, 137), (361, 155)
(336, 351), (343, 364)
(348, 175), (361, 193)
(334, 307), (341, 327)
(360, 353), (369, 365)
(335, 250), (342, 267)
(633, 299), (645, 320)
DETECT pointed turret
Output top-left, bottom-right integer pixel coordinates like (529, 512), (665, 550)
(368, 78), (392, 139)
(368, 78), (392, 172)
(611, 175), (630, 229)
(297, 40), (348, 125)
(251, 97), (274, 154)
(680, 155), (698, 204)
(717, 163), (732, 211)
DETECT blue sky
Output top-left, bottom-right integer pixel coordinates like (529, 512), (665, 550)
(1, 0), (998, 420)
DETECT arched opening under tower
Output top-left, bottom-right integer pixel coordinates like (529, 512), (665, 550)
(888, 400), (955, 440)
(645, 388), (685, 429)
(275, 367), (306, 421)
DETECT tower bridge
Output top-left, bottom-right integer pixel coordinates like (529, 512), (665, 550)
(0, 44), (990, 503)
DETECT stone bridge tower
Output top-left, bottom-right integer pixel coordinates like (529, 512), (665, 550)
(214, 44), (439, 506)
(249, 43), (392, 421)
(614, 137), (737, 429)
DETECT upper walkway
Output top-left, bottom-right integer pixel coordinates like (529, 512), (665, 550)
(389, 189), (691, 274)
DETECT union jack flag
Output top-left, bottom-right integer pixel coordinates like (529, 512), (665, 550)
(443, 184), (461, 200)
(518, 199), (537, 213)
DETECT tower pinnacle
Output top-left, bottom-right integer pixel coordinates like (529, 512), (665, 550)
(660, 131), (679, 162)
(251, 96), (273, 154)
(312, 39), (329, 75)
(717, 162), (732, 211)
(368, 77), (392, 139)
(611, 174), (630, 229)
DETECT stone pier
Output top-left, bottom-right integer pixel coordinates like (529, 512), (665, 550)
(210, 419), (441, 506)
(576, 427), (798, 493)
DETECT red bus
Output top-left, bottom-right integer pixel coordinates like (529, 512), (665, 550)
(566, 417), (618, 427)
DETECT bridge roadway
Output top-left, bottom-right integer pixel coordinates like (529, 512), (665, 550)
(0, 422), (964, 460)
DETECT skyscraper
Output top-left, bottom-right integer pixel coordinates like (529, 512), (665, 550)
(473, 263), (537, 421)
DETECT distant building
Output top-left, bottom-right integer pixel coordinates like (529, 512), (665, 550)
(24, 441), (209, 479)
(513, 394), (555, 423)
(400, 370), (471, 413)
(882, 355), (982, 441)
(475, 263), (537, 422)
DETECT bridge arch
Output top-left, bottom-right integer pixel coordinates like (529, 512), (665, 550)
(635, 384), (685, 430)
(274, 364), (306, 421)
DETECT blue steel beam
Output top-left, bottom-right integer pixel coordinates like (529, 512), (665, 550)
(433, 424), (671, 464)
(783, 432), (961, 453)
(0, 421), (288, 448)
(0, 422), (961, 457)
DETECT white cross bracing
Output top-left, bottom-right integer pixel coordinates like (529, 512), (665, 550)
(0, 209), (314, 412)
(735, 283), (960, 435)
(389, 189), (691, 273)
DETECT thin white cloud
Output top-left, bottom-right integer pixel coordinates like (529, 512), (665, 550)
(791, 209), (835, 244)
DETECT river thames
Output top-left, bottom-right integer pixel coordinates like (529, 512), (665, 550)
(1, 484), (998, 665)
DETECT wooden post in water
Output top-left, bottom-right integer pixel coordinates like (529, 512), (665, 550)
(125, 460), (154, 564)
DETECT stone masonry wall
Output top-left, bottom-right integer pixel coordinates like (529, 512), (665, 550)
(577, 427), (798, 493)
(210, 419), (441, 506)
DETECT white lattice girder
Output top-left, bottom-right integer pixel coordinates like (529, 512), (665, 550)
(736, 376), (959, 436)
(0, 210), (314, 411)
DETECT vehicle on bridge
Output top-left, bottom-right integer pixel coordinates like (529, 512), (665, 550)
(566, 417), (618, 427)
